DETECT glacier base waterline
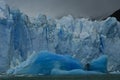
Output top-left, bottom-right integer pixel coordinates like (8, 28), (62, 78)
(0, 74), (120, 80)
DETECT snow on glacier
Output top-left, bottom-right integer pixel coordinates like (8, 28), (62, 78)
(0, 0), (120, 73)
(0, 0), (8, 19)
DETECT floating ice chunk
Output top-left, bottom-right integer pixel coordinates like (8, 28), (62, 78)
(7, 51), (83, 75)
(51, 69), (104, 75)
(89, 55), (108, 73)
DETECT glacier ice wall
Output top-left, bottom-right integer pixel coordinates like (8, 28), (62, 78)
(9, 9), (32, 67)
(0, 0), (32, 72)
(0, 0), (120, 73)
(30, 15), (120, 72)
(0, 0), (11, 72)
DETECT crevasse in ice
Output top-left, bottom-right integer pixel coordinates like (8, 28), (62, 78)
(0, 0), (120, 73)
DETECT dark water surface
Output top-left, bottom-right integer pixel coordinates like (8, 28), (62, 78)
(0, 74), (120, 80)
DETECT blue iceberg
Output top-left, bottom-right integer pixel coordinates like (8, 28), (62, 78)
(7, 52), (108, 75)
(7, 51), (83, 75)
(89, 55), (108, 73)
(51, 55), (108, 75)
(51, 69), (104, 75)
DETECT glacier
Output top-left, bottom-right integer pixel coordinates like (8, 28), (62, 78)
(0, 0), (120, 74)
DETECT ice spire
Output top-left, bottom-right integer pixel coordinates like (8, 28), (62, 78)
(0, 0), (9, 19)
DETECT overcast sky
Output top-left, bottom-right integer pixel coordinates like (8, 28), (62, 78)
(5, 0), (120, 19)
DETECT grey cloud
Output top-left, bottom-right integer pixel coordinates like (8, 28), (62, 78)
(5, 0), (120, 19)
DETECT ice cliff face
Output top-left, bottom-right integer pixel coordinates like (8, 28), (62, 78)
(0, 0), (32, 72)
(0, 0), (120, 73)
(9, 9), (33, 68)
(0, 0), (11, 72)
